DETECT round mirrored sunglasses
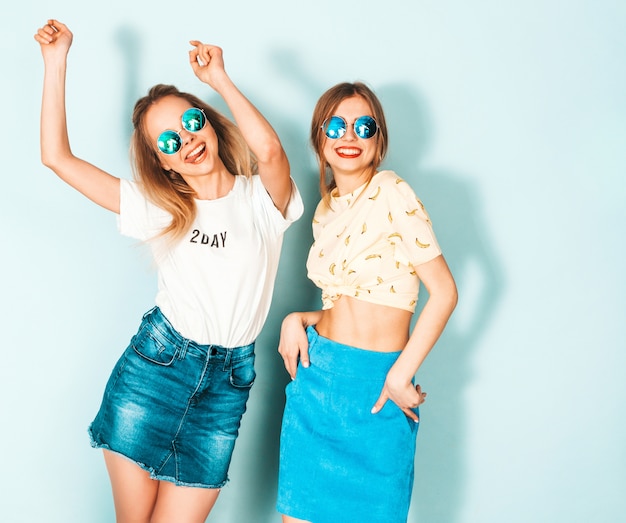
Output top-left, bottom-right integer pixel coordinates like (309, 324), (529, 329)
(321, 115), (378, 140)
(157, 107), (207, 155)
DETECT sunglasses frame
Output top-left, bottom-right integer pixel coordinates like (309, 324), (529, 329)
(157, 107), (207, 155)
(321, 115), (378, 140)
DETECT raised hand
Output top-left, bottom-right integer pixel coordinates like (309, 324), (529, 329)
(188, 40), (228, 90)
(34, 19), (73, 62)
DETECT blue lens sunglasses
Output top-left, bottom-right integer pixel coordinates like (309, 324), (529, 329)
(157, 107), (207, 155)
(321, 115), (378, 140)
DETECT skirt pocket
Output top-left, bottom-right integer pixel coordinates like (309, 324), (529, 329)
(229, 352), (256, 388)
(131, 323), (178, 366)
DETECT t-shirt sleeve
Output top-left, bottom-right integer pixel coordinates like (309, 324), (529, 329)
(117, 179), (171, 240)
(386, 179), (442, 267)
(251, 175), (304, 236)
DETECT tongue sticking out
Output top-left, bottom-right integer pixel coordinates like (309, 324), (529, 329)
(186, 143), (207, 163)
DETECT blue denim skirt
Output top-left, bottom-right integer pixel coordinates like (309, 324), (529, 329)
(277, 326), (419, 522)
(88, 306), (255, 488)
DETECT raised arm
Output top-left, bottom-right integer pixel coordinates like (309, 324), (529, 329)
(188, 40), (292, 216)
(35, 20), (120, 213)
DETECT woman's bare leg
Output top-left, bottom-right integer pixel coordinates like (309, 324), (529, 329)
(151, 481), (220, 523)
(282, 516), (311, 523)
(104, 449), (220, 522)
(103, 450), (159, 523)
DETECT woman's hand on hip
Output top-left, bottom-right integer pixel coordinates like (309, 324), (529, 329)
(371, 367), (427, 422)
(278, 313), (311, 380)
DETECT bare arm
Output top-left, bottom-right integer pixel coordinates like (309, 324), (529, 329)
(35, 20), (120, 213)
(278, 310), (324, 379)
(372, 254), (458, 420)
(188, 41), (292, 215)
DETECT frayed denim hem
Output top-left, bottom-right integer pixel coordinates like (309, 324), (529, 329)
(88, 430), (229, 489)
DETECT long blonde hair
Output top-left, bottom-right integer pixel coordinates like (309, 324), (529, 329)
(310, 82), (388, 206)
(130, 84), (256, 241)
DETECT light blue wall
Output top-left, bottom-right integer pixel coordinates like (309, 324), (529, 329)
(2, 1), (624, 522)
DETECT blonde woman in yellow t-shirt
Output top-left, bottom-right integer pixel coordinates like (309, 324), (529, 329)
(277, 82), (458, 523)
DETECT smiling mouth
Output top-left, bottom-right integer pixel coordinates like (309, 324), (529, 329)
(335, 147), (362, 158)
(185, 143), (206, 163)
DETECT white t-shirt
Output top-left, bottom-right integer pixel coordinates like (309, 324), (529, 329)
(118, 175), (303, 347)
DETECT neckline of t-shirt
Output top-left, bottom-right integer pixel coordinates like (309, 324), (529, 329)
(331, 170), (389, 203)
(193, 175), (241, 204)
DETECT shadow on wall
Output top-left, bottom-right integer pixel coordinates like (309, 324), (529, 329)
(114, 26), (142, 145)
(380, 84), (505, 523)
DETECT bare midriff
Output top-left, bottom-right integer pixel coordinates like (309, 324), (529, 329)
(315, 295), (412, 352)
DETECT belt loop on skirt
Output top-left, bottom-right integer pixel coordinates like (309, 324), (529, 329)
(142, 305), (158, 320)
(177, 338), (190, 360)
(223, 347), (233, 370)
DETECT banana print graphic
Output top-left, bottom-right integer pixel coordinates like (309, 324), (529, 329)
(416, 199), (432, 224)
(307, 171), (439, 313)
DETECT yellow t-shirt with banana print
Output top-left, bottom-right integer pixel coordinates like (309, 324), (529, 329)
(306, 170), (441, 312)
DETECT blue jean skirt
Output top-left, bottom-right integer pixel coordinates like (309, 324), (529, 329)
(277, 326), (419, 522)
(88, 306), (255, 488)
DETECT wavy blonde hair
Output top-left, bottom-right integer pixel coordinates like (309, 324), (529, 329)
(130, 84), (256, 241)
(310, 82), (388, 206)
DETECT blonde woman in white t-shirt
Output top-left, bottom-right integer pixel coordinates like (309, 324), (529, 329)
(277, 82), (457, 523)
(35, 19), (302, 523)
